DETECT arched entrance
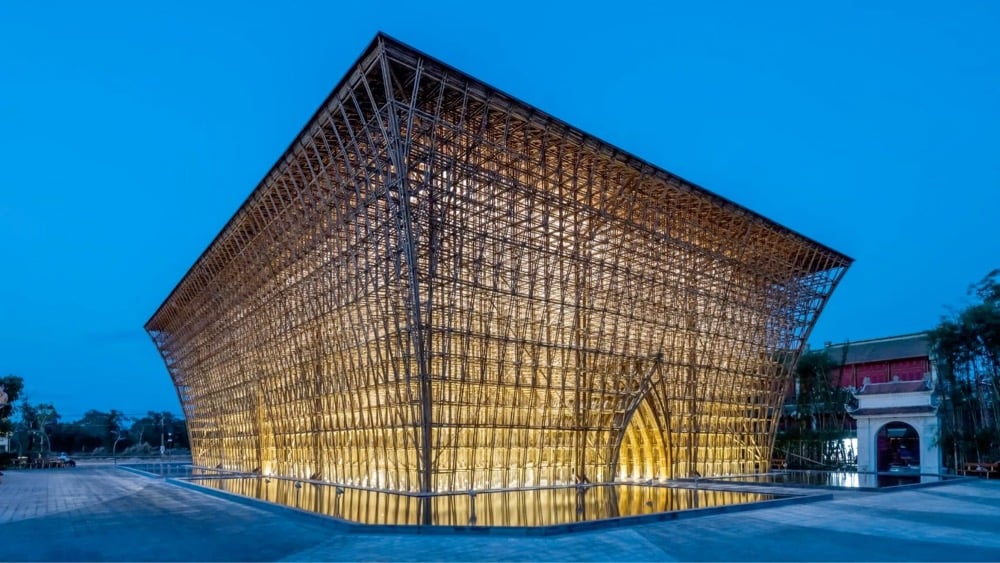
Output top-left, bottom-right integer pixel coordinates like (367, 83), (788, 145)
(875, 421), (919, 472)
(616, 395), (670, 481)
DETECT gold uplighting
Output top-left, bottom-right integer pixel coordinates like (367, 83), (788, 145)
(146, 33), (850, 516)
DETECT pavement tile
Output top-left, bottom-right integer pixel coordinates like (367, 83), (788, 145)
(1, 466), (999, 561)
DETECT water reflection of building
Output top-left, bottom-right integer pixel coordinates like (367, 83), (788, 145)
(145, 33), (851, 509)
(189, 477), (771, 527)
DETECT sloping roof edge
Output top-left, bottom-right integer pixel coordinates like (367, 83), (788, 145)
(824, 332), (931, 365)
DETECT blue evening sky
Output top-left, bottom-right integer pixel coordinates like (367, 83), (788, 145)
(2, 1), (997, 419)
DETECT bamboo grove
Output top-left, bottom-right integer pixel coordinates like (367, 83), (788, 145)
(930, 269), (1000, 468)
(146, 34), (852, 500)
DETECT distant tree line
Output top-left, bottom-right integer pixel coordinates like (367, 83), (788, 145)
(0, 374), (187, 458)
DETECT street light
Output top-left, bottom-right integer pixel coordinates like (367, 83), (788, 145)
(112, 431), (125, 465)
(31, 430), (52, 467)
(33, 429), (51, 457)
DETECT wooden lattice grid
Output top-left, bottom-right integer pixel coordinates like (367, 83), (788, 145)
(147, 34), (851, 502)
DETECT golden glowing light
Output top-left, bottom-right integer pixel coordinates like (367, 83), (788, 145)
(146, 35), (850, 504)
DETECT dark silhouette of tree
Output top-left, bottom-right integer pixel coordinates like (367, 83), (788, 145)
(128, 411), (189, 450)
(16, 400), (60, 455)
(0, 375), (25, 435)
(930, 269), (1000, 469)
(50, 409), (131, 453)
(776, 348), (855, 469)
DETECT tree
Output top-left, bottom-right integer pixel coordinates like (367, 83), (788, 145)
(128, 411), (189, 451)
(80, 410), (129, 451)
(0, 375), (25, 435)
(930, 269), (1000, 469)
(16, 400), (60, 455)
(775, 349), (856, 469)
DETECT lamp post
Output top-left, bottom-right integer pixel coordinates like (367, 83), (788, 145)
(31, 431), (42, 467)
(112, 431), (125, 465)
(33, 429), (51, 458)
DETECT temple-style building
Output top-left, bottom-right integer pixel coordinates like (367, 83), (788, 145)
(146, 34), (851, 501)
(829, 333), (941, 474)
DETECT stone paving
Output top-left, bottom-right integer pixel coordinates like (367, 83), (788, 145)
(1, 466), (999, 561)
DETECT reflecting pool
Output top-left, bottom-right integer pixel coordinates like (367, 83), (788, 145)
(122, 463), (231, 478)
(711, 470), (954, 489)
(185, 477), (780, 527)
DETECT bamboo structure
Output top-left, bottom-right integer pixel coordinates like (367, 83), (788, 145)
(146, 34), (851, 503)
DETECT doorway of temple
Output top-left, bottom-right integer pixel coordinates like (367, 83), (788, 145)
(875, 421), (919, 472)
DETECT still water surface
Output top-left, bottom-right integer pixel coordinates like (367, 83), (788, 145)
(713, 470), (950, 488)
(186, 477), (778, 527)
(124, 463), (232, 478)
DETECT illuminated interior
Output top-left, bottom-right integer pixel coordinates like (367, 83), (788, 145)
(146, 34), (850, 502)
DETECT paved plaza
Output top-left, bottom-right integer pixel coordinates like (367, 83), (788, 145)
(1, 466), (999, 561)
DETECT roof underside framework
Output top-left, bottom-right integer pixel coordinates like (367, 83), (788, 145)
(146, 35), (852, 515)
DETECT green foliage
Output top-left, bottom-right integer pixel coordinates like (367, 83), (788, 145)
(0, 375), (24, 403)
(50, 409), (130, 452)
(930, 269), (1000, 467)
(128, 411), (189, 450)
(0, 375), (191, 458)
(776, 348), (856, 469)
(4, 391), (189, 456)
(37, 409), (190, 454)
(13, 400), (60, 455)
(0, 374), (25, 434)
(123, 442), (154, 455)
(793, 349), (856, 427)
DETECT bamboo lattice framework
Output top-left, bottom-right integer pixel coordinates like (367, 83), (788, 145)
(146, 33), (851, 500)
